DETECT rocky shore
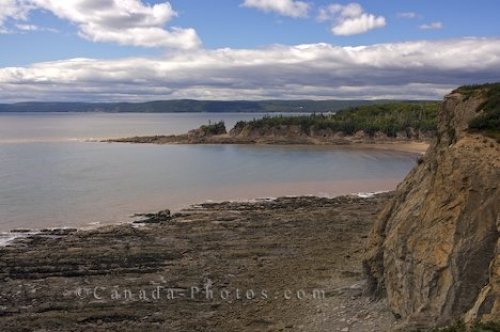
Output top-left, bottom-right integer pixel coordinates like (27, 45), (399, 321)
(106, 131), (430, 151)
(105, 133), (430, 154)
(0, 194), (396, 332)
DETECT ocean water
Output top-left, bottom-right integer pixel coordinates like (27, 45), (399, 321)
(0, 112), (418, 233)
(0, 112), (282, 144)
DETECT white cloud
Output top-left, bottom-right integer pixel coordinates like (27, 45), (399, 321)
(318, 3), (361, 22)
(242, 0), (310, 18)
(317, 3), (386, 35)
(0, 0), (30, 22)
(0, 0), (33, 33)
(397, 12), (417, 19)
(420, 22), (443, 30)
(0, 38), (499, 102)
(0, 0), (200, 49)
(332, 14), (386, 35)
(15, 23), (38, 31)
(15, 23), (58, 32)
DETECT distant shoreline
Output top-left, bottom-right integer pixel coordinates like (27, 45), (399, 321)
(106, 136), (430, 154)
(0, 99), (438, 113)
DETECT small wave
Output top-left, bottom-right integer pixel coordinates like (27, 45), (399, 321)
(355, 190), (390, 198)
(0, 231), (38, 247)
(250, 197), (277, 202)
(0, 137), (92, 144)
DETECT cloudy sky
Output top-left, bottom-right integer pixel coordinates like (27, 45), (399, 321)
(0, 0), (499, 102)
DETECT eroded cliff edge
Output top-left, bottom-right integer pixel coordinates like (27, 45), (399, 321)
(106, 102), (438, 148)
(363, 85), (500, 330)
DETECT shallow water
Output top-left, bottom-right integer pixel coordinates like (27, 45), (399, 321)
(0, 112), (418, 232)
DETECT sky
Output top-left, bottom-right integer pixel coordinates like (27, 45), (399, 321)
(0, 0), (499, 102)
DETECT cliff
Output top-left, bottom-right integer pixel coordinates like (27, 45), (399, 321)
(228, 103), (438, 144)
(107, 125), (433, 146)
(229, 123), (433, 144)
(363, 84), (500, 330)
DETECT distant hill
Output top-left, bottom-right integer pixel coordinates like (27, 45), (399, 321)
(0, 99), (437, 113)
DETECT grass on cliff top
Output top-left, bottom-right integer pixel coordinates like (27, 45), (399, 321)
(234, 102), (440, 138)
(454, 83), (500, 140)
(453, 82), (500, 97)
(431, 320), (500, 332)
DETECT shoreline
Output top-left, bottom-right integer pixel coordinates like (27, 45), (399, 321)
(105, 137), (430, 154)
(0, 192), (396, 331)
(0, 190), (392, 246)
(339, 141), (429, 154)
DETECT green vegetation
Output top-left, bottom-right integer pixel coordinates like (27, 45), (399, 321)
(431, 320), (500, 332)
(453, 83), (500, 98)
(234, 102), (440, 137)
(456, 83), (500, 140)
(199, 121), (226, 135)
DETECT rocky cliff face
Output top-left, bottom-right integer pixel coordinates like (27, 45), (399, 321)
(229, 124), (432, 144)
(363, 86), (500, 329)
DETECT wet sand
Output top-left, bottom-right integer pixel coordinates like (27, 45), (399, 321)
(345, 141), (429, 154)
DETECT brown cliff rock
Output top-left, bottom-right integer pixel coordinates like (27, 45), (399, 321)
(363, 86), (500, 329)
(228, 124), (429, 145)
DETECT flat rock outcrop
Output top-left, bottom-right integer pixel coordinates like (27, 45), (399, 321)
(0, 194), (396, 332)
(363, 86), (500, 329)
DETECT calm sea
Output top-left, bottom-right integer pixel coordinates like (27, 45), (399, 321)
(0, 112), (417, 233)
